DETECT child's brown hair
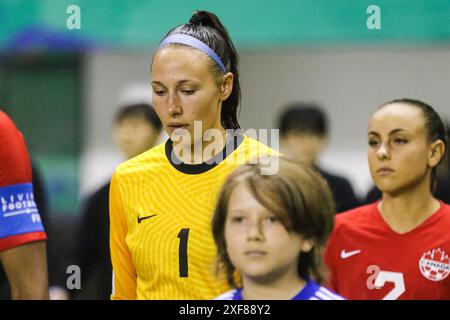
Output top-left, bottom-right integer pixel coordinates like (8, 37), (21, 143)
(212, 157), (335, 287)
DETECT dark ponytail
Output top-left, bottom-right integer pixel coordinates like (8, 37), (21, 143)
(161, 10), (241, 129)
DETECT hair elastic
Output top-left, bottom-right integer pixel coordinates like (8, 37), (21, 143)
(189, 15), (203, 25)
(158, 34), (227, 73)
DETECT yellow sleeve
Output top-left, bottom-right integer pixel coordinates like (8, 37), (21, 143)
(109, 170), (137, 300)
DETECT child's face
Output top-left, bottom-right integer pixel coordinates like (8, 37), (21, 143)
(225, 182), (312, 282)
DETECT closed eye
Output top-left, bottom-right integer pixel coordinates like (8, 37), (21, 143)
(180, 89), (196, 95)
(393, 138), (408, 145)
(153, 89), (166, 96)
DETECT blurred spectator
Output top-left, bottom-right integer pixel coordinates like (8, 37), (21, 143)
(70, 88), (163, 299)
(278, 103), (360, 213)
(364, 119), (450, 204)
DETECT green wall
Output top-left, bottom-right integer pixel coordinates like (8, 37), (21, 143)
(0, 55), (81, 215)
(1, 0), (450, 51)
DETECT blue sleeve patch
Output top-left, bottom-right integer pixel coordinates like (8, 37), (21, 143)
(0, 183), (45, 239)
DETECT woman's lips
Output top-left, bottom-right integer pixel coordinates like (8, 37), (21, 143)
(377, 167), (394, 175)
(168, 124), (189, 133)
(244, 250), (267, 257)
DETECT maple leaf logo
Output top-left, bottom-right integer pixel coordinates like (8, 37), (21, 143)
(419, 248), (450, 281)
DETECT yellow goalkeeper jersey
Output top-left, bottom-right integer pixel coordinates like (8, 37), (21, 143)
(110, 133), (278, 299)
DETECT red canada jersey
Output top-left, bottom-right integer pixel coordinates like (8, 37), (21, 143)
(324, 201), (450, 300)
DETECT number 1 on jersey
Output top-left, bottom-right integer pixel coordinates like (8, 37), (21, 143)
(177, 228), (190, 277)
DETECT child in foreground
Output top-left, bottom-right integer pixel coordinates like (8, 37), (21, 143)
(212, 157), (344, 300)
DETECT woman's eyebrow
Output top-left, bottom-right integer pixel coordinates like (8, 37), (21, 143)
(368, 128), (407, 136)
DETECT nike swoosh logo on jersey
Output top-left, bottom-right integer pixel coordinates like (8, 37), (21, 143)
(340, 249), (362, 259)
(137, 214), (157, 224)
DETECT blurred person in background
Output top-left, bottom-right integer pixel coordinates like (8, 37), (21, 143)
(69, 87), (163, 300)
(278, 103), (360, 213)
(0, 110), (49, 299)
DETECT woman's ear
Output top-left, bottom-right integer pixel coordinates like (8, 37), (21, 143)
(428, 139), (445, 168)
(300, 239), (315, 253)
(219, 72), (234, 101)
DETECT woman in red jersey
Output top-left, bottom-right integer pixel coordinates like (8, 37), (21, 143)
(325, 98), (449, 300)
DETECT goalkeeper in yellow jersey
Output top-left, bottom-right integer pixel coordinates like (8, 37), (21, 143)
(109, 10), (279, 299)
